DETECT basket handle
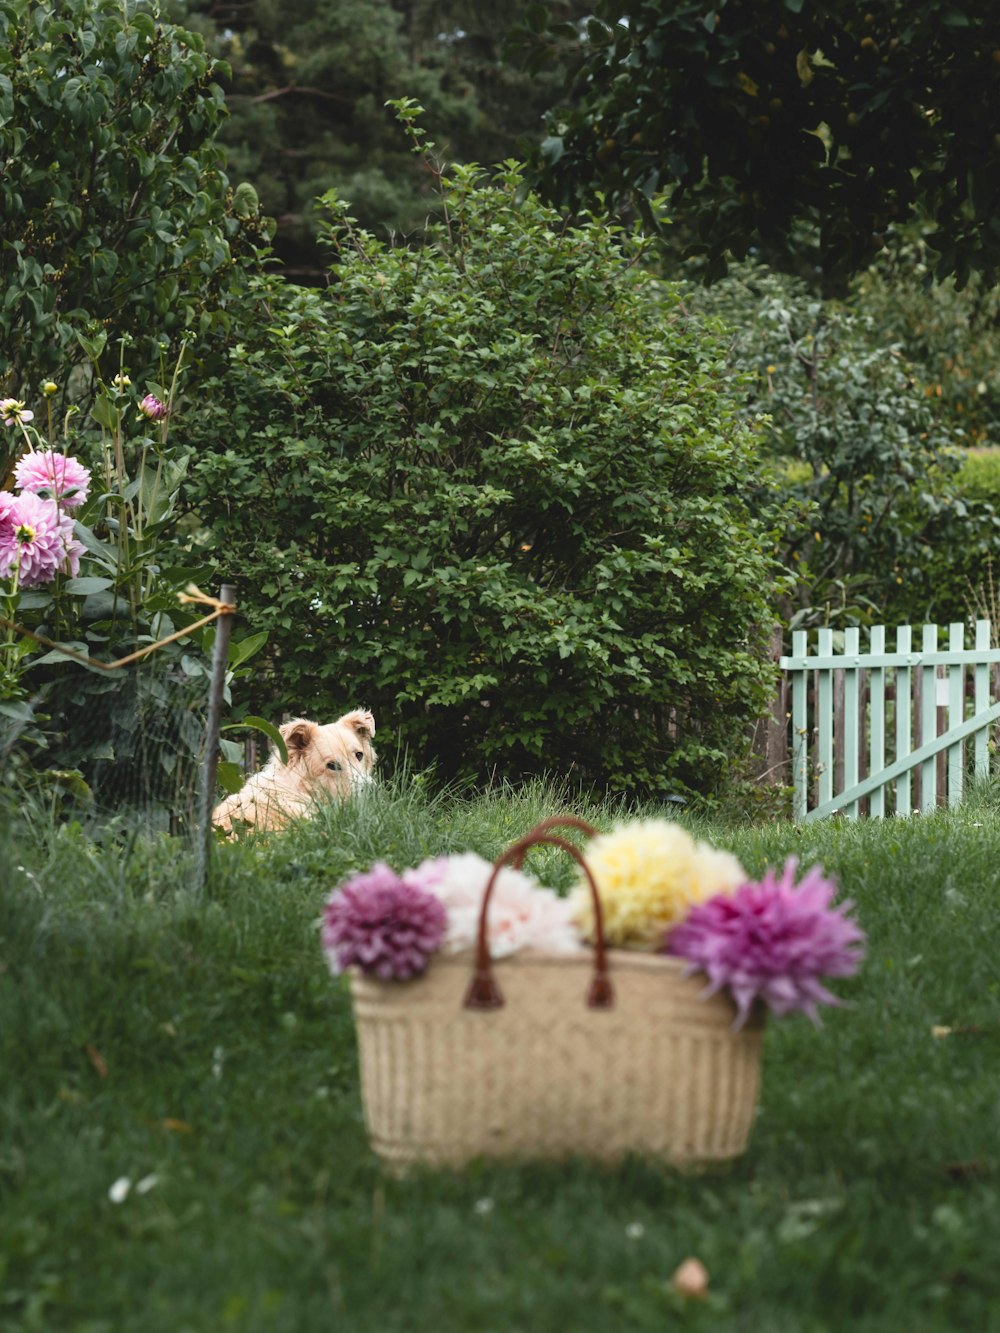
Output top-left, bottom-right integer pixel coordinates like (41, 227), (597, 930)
(507, 815), (598, 869)
(463, 818), (613, 1012)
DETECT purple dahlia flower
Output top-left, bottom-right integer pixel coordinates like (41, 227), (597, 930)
(322, 862), (447, 980)
(14, 450), (91, 509)
(666, 858), (865, 1028)
(139, 394), (168, 422)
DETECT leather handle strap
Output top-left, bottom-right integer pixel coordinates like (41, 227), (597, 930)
(507, 815), (598, 869)
(463, 818), (613, 1012)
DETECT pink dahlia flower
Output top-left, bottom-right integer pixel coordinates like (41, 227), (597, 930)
(322, 862), (448, 980)
(14, 450), (91, 509)
(63, 533), (84, 579)
(0, 491), (77, 588)
(666, 858), (865, 1028)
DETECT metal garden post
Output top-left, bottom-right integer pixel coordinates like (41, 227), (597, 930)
(193, 583), (236, 896)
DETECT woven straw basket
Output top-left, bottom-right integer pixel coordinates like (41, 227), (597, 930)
(349, 817), (764, 1170)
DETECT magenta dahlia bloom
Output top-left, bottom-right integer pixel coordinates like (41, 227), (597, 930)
(14, 450), (91, 509)
(666, 859), (865, 1028)
(322, 862), (448, 980)
(0, 492), (76, 588)
(139, 393), (168, 422)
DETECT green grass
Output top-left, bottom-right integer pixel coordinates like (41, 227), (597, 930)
(4, 778), (1000, 1332)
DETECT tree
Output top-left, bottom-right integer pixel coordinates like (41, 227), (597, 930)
(181, 112), (782, 797)
(0, 0), (269, 395)
(173, 0), (589, 277)
(518, 0), (1000, 292)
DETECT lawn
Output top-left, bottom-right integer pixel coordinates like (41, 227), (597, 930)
(3, 779), (1000, 1332)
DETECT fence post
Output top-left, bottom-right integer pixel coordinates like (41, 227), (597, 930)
(948, 621), (965, 807)
(790, 628), (809, 820)
(193, 583), (236, 897)
(921, 623), (938, 811)
(896, 624), (912, 815)
(869, 625), (886, 818)
(975, 620), (991, 779)
(842, 627), (860, 817)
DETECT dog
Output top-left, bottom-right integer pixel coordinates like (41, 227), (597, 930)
(212, 709), (376, 834)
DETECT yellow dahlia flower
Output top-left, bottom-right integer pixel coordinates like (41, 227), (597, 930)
(571, 819), (746, 949)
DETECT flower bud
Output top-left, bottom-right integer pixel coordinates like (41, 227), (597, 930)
(139, 393), (168, 422)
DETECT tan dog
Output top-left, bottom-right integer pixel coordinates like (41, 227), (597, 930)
(212, 709), (376, 834)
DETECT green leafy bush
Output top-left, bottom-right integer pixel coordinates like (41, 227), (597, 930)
(685, 261), (992, 628)
(0, 0), (269, 395)
(182, 133), (781, 797)
(855, 245), (1000, 450)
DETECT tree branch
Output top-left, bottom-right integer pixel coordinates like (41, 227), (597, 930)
(227, 85), (352, 106)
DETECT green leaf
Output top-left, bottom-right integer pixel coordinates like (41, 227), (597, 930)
(585, 16), (613, 44)
(42, 769), (94, 801)
(130, 10), (156, 40)
(91, 393), (118, 430)
(541, 136), (565, 167)
(0, 700), (34, 722)
(71, 523), (118, 571)
(30, 643), (93, 667)
(221, 715), (287, 765)
(227, 630), (268, 669)
(215, 760), (246, 795)
(62, 576), (114, 595)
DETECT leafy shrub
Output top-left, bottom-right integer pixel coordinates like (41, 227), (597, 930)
(684, 261), (988, 628)
(182, 128), (781, 797)
(0, 0), (269, 395)
(854, 245), (1000, 450)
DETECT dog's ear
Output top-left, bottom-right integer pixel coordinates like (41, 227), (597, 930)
(279, 718), (317, 762)
(338, 708), (375, 740)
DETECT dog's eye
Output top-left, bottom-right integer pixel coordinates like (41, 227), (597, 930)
(326, 760), (342, 772)
(354, 750), (364, 762)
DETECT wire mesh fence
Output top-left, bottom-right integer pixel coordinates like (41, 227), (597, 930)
(1, 656), (207, 831)
(0, 587), (235, 891)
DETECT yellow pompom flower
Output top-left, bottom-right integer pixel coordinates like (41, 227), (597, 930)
(572, 819), (746, 949)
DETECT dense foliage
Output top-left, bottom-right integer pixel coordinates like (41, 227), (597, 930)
(685, 262), (1000, 628)
(0, 0), (269, 395)
(855, 244), (1000, 449)
(173, 0), (589, 278)
(519, 0), (1000, 292)
(182, 119), (781, 797)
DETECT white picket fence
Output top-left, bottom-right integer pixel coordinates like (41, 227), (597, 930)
(778, 621), (1000, 821)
